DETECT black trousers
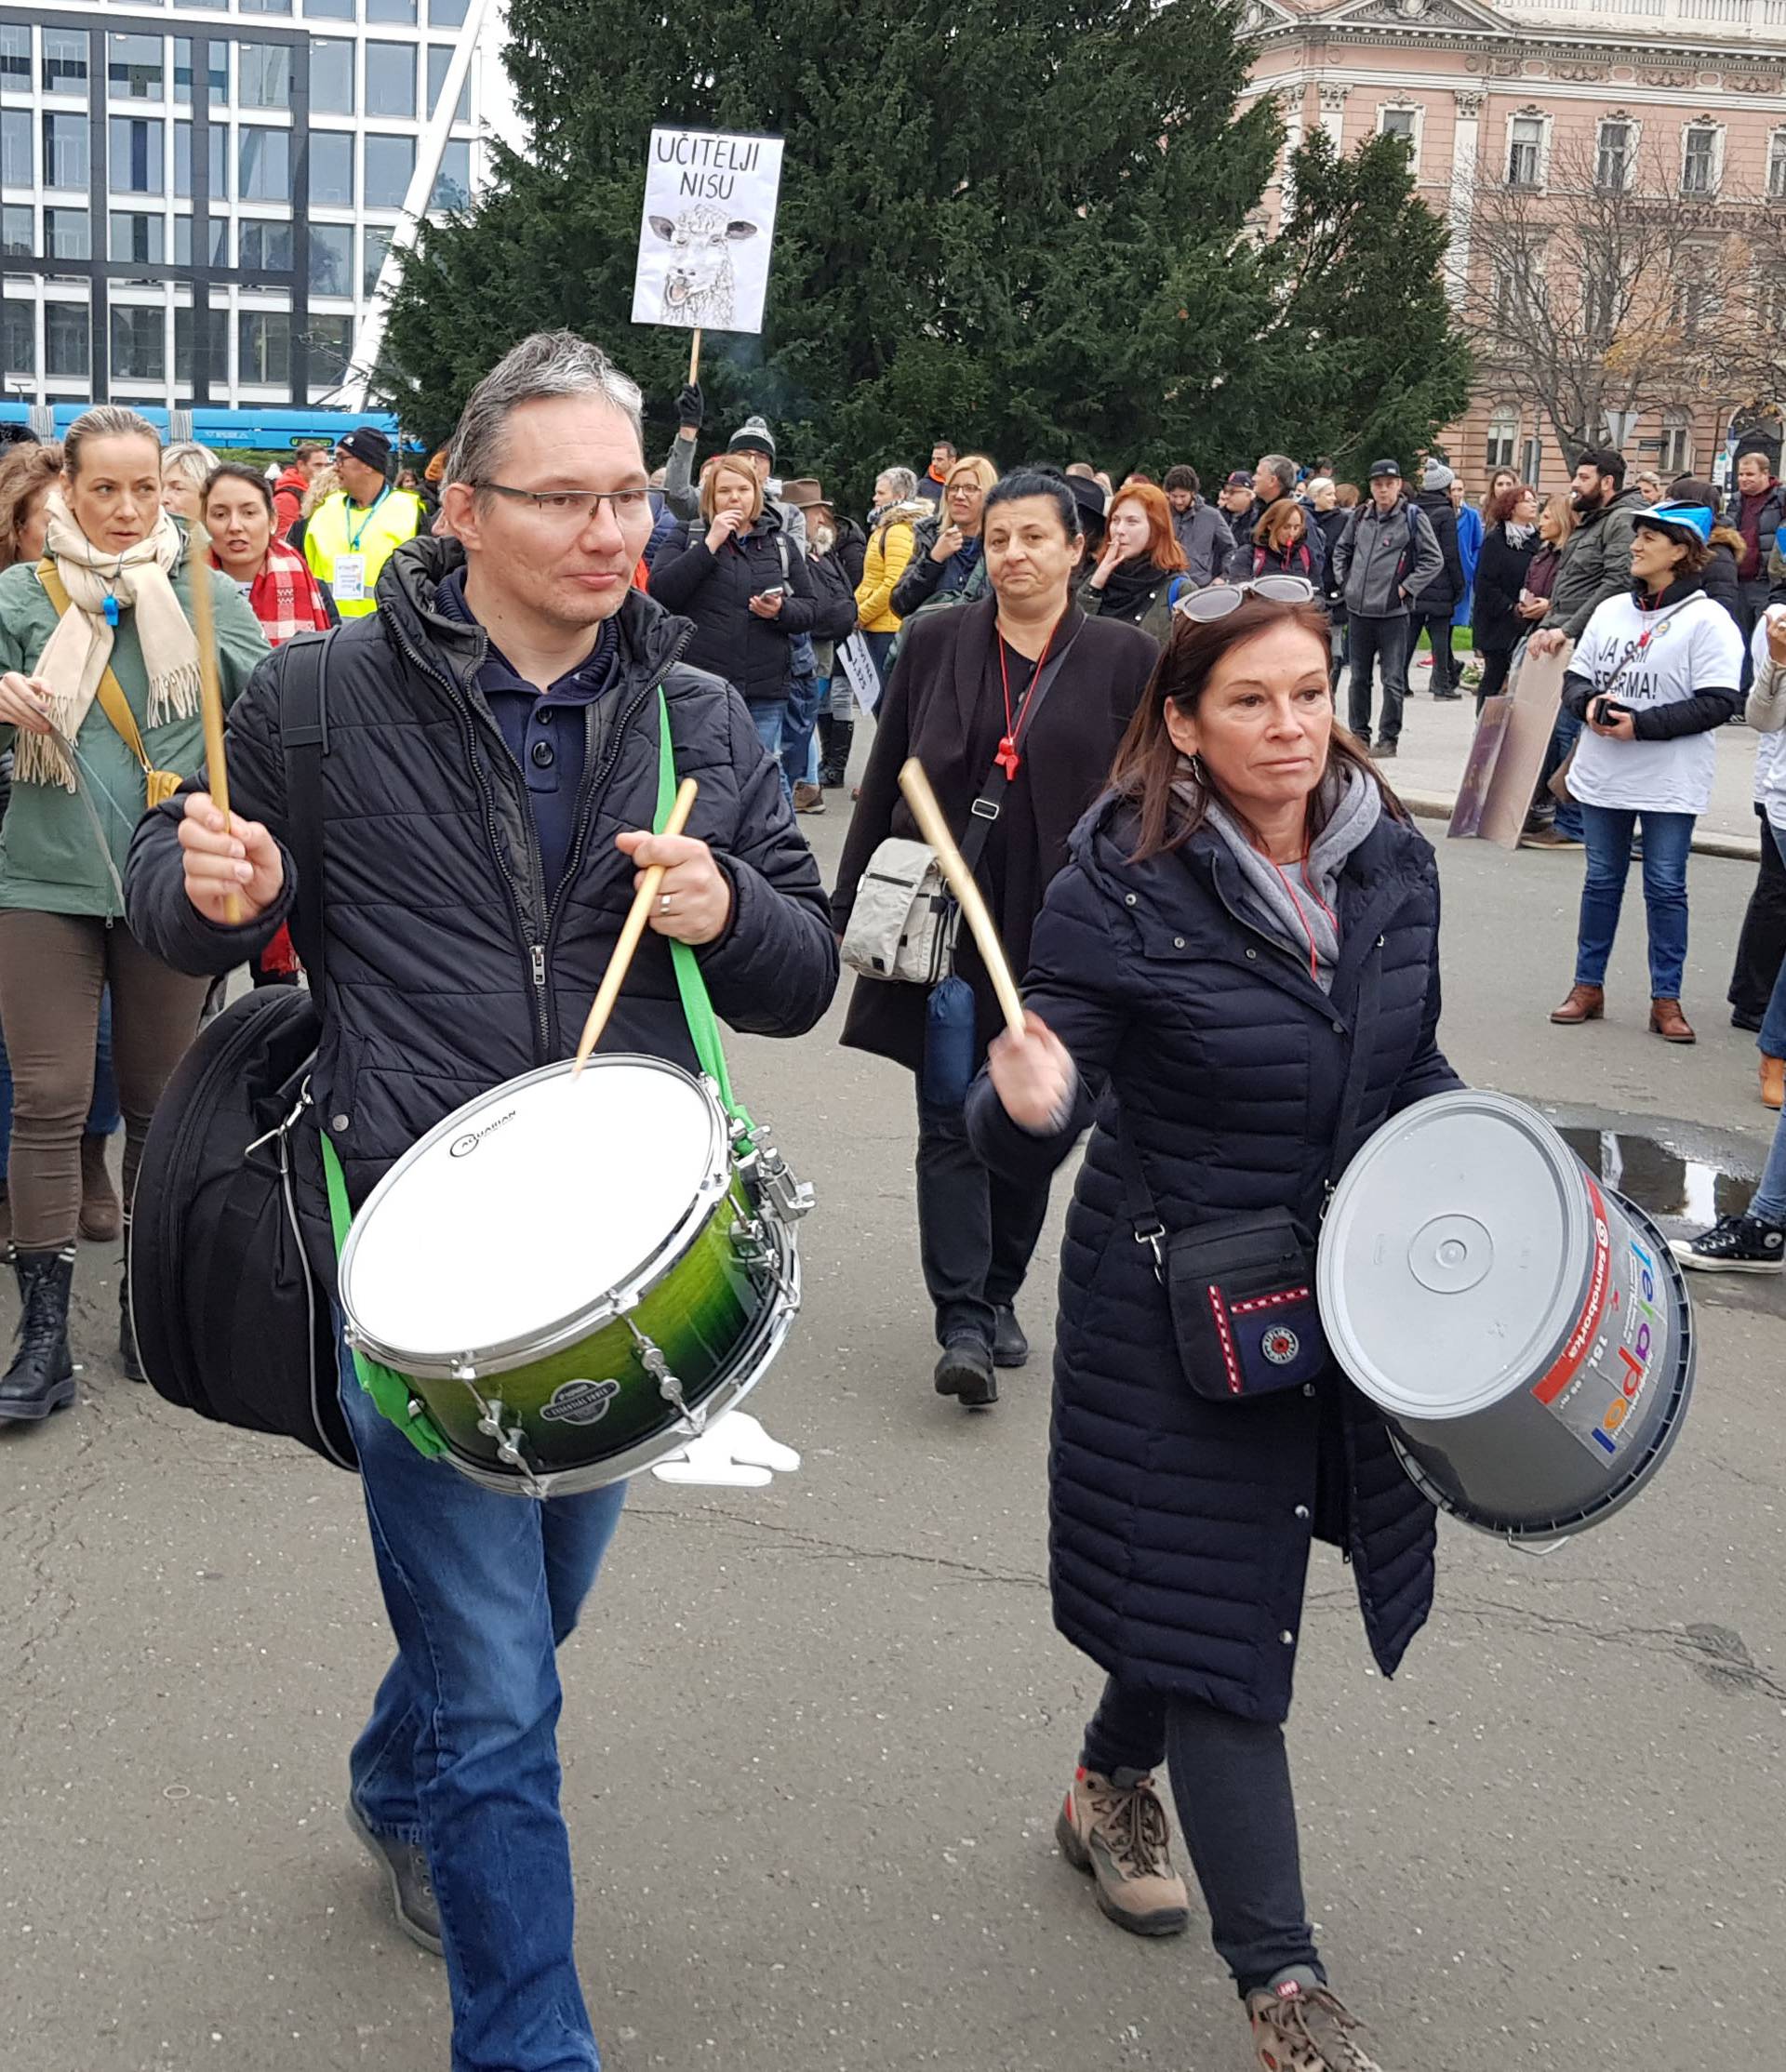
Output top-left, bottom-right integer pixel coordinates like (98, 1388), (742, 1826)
(1730, 803), (1786, 1023)
(1344, 614), (1409, 747)
(1081, 1676), (1322, 1998)
(1474, 645), (1513, 712)
(913, 1068), (1051, 1348)
(1414, 610), (1458, 694)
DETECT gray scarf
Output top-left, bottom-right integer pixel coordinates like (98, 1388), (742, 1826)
(1193, 763), (1382, 993)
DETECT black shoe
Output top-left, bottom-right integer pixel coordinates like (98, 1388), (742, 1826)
(934, 1335), (997, 1408)
(1432, 688), (1461, 700)
(1673, 1214), (1786, 1274)
(0, 1247), (76, 1423)
(818, 718), (854, 788)
(1374, 740), (1398, 760)
(346, 1799), (445, 1957)
(119, 1219), (145, 1383)
(1732, 1009), (1766, 1033)
(993, 1305), (1030, 1369)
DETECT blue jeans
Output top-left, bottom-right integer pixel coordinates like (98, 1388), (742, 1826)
(1758, 823), (1786, 1065)
(780, 673), (826, 793)
(1540, 709), (1585, 842)
(863, 630), (898, 690)
(0, 988), (121, 1172)
(337, 1324), (627, 2072)
(1752, 1107), (1786, 1224)
(1575, 805), (1696, 999)
(750, 698), (790, 804)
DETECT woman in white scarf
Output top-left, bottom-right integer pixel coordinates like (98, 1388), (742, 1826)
(0, 405), (266, 1425)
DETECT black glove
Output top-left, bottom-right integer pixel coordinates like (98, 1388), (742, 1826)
(676, 382), (703, 432)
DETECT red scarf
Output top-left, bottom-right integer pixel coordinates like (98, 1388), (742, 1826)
(214, 536), (333, 645)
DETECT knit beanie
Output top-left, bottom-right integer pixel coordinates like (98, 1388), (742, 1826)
(727, 416), (776, 463)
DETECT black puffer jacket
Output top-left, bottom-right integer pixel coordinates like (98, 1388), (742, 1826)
(1413, 489), (1465, 613)
(1472, 522), (1539, 657)
(125, 536), (837, 1286)
(647, 506), (820, 707)
(966, 796), (1458, 1721)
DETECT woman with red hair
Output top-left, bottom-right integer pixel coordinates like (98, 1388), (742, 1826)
(1077, 480), (1188, 645)
(1249, 498), (1317, 581)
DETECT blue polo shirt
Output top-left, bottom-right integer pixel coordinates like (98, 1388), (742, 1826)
(435, 570), (621, 893)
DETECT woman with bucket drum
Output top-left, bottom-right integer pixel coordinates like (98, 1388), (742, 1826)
(0, 406), (267, 1423)
(1549, 501), (1745, 1043)
(966, 584), (1459, 2072)
(833, 470), (1156, 1408)
(1076, 480), (1189, 646)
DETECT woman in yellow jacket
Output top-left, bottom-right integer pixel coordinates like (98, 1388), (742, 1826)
(855, 470), (931, 683)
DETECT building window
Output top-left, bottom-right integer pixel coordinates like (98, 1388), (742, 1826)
(111, 304), (165, 381)
(309, 131), (354, 206)
(312, 40), (355, 115)
(1, 109), (30, 187)
(173, 39), (228, 107)
(0, 27), (29, 95)
(238, 127), (291, 203)
(109, 33), (165, 101)
(430, 0), (470, 22)
(1671, 258), (1720, 337)
(1507, 117), (1543, 190)
(1521, 435), (1542, 486)
(1595, 120), (1633, 193)
(1486, 406), (1519, 471)
(237, 44), (293, 111)
(3, 296), (33, 375)
(110, 211), (166, 263)
(365, 135), (415, 208)
(433, 139), (470, 210)
(1681, 124), (1719, 196)
(368, 0), (419, 20)
(238, 219), (293, 270)
(176, 123), (231, 201)
(304, 0), (356, 19)
(45, 207), (91, 261)
(309, 220), (353, 294)
(2, 204), (31, 256)
(365, 43), (416, 119)
(45, 302), (90, 379)
(1767, 130), (1786, 203)
(171, 214), (229, 265)
(1380, 108), (1416, 142)
(43, 30), (89, 99)
(307, 312), (353, 381)
(240, 0), (296, 15)
(362, 222), (391, 294)
(174, 304), (193, 382)
(44, 114), (91, 193)
(238, 309), (290, 385)
(110, 118), (165, 195)
(427, 46), (471, 123)
(1659, 410), (1692, 476)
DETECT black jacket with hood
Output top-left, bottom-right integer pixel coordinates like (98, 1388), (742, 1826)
(648, 505), (820, 707)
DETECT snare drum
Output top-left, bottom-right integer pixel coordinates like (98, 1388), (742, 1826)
(338, 1056), (809, 1496)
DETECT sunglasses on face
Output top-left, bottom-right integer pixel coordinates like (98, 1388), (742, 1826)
(1175, 576), (1316, 622)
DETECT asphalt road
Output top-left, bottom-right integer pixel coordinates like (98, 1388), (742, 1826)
(3, 792), (1782, 2072)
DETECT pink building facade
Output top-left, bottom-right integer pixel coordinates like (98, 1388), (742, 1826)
(1244, 0), (1786, 494)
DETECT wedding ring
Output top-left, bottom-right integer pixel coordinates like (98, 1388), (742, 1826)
(660, 892), (673, 913)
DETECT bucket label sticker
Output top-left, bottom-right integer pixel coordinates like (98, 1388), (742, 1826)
(540, 1378), (622, 1427)
(1529, 1177), (1666, 1466)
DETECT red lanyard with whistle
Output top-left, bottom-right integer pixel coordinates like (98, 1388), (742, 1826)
(994, 613), (1064, 781)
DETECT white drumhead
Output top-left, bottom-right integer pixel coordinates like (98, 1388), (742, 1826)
(342, 1057), (724, 1360)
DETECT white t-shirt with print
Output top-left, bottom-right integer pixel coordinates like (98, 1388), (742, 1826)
(1566, 589), (1743, 815)
(1751, 616), (1786, 831)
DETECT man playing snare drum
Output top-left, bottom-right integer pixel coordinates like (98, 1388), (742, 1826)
(125, 332), (837, 2072)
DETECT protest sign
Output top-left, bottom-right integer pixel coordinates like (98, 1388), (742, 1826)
(631, 128), (785, 341)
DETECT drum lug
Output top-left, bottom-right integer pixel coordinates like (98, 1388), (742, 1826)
(631, 1327), (707, 1438)
(451, 1355), (480, 1382)
(751, 1136), (816, 1225)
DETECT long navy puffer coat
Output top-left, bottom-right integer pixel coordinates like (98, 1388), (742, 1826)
(966, 791), (1460, 1723)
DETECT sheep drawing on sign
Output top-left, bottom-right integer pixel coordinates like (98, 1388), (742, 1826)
(649, 206), (758, 329)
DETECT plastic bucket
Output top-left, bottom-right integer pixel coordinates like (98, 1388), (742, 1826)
(1316, 1091), (1696, 1544)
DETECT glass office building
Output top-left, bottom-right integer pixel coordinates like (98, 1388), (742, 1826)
(0, 1), (494, 407)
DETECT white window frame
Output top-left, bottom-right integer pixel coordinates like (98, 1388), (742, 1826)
(1505, 111), (1548, 193)
(1767, 128), (1786, 204)
(1486, 406), (1519, 471)
(1659, 410), (1692, 477)
(1377, 101), (1423, 177)
(1595, 115), (1637, 193)
(1679, 118), (1724, 198)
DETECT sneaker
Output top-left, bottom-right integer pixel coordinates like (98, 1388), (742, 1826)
(934, 1335), (996, 1408)
(345, 1799), (444, 1957)
(1054, 1769), (1190, 1937)
(1519, 827), (1584, 851)
(1672, 1214), (1786, 1274)
(1373, 740), (1398, 761)
(793, 782), (826, 815)
(992, 1305), (1029, 1369)
(1247, 1976), (1386, 2071)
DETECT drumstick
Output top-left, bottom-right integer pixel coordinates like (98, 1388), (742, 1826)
(570, 777), (699, 1077)
(898, 757), (1026, 1039)
(186, 522), (240, 925)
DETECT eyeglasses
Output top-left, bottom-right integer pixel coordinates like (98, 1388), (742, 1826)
(472, 483), (653, 527)
(1175, 576), (1315, 622)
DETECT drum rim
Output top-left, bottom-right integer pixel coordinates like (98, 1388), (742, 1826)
(340, 1055), (734, 1380)
(1318, 1088), (1595, 1421)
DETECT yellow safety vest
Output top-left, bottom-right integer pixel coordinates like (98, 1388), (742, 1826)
(302, 488), (424, 617)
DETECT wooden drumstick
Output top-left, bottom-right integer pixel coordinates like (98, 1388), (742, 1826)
(898, 757), (1026, 1039)
(571, 777), (699, 1077)
(186, 521), (240, 925)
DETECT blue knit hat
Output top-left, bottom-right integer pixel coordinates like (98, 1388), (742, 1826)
(1633, 500), (1713, 546)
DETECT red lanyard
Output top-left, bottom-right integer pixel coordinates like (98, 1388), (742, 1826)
(994, 615), (1063, 780)
(1269, 855), (1338, 984)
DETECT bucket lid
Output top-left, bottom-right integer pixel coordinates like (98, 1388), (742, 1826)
(1317, 1091), (1595, 1421)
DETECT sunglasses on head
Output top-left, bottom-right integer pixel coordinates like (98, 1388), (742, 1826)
(1175, 576), (1316, 622)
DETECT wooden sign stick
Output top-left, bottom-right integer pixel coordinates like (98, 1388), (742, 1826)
(571, 777), (699, 1076)
(688, 327), (702, 387)
(186, 522), (240, 925)
(898, 757), (1026, 1040)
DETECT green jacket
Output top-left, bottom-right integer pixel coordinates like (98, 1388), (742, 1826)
(0, 551), (268, 919)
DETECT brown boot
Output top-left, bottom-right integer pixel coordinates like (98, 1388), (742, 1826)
(0, 1179), (10, 1254)
(1550, 983), (1604, 1025)
(1762, 1056), (1784, 1111)
(1649, 998), (1696, 1043)
(78, 1132), (122, 1243)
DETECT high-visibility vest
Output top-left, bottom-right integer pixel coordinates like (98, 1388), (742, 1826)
(302, 487), (423, 617)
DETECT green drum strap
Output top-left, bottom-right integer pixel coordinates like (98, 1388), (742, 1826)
(320, 1131), (449, 1459)
(656, 685), (755, 1148)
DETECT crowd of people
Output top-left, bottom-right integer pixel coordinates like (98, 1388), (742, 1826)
(0, 346), (1784, 2072)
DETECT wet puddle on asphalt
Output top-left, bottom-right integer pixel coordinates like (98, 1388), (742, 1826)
(1554, 1123), (1757, 1226)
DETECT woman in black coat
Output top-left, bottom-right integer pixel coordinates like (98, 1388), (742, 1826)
(1472, 480), (1539, 708)
(967, 593), (1458, 2071)
(833, 472), (1156, 1404)
(646, 452), (818, 766)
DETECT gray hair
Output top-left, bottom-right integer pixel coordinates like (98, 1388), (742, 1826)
(446, 331), (644, 491)
(163, 441), (221, 492)
(876, 465), (919, 502)
(1257, 454), (1298, 498)
(63, 405), (161, 478)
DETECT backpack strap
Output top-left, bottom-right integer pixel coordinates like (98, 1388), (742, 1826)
(34, 559), (164, 788)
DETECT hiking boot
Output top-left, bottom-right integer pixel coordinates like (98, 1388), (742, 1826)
(1247, 1975), (1386, 2071)
(1673, 1214), (1786, 1274)
(0, 1247), (76, 1423)
(993, 1305), (1029, 1369)
(79, 1131), (122, 1244)
(934, 1335), (996, 1408)
(793, 781), (826, 815)
(1550, 983), (1604, 1025)
(1519, 826), (1585, 851)
(1055, 1768), (1189, 1937)
(119, 1216), (145, 1383)
(1649, 997), (1695, 1043)
(346, 1799), (444, 1957)
(1761, 1056), (1783, 1111)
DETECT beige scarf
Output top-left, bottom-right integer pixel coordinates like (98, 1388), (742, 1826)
(22, 491), (201, 791)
